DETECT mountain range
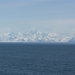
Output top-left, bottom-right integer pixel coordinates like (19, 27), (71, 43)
(0, 30), (75, 42)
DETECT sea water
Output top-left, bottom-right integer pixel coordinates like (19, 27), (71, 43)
(0, 43), (75, 75)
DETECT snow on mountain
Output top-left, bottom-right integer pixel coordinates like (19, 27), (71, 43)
(0, 30), (75, 42)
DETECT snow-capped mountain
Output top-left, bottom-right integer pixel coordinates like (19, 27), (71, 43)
(0, 30), (75, 42)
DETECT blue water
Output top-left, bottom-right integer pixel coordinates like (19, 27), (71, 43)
(0, 43), (75, 75)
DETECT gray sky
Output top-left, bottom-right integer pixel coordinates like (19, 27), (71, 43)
(0, 0), (75, 34)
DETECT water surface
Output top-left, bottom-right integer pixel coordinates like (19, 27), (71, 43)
(0, 43), (75, 75)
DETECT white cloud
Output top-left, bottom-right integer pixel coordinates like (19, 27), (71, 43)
(0, 28), (11, 33)
(27, 19), (75, 26)
(23, 19), (75, 34)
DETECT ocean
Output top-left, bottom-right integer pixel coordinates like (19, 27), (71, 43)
(0, 43), (75, 75)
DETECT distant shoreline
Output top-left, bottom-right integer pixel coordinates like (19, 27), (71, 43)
(0, 42), (75, 45)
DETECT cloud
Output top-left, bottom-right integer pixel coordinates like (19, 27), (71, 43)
(27, 19), (75, 26)
(22, 18), (75, 34)
(0, 0), (75, 34)
(0, 28), (11, 33)
(0, 19), (75, 34)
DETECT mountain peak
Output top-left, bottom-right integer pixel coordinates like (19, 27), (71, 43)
(0, 31), (75, 42)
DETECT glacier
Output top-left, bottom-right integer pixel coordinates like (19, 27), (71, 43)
(0, 30), (75, 42)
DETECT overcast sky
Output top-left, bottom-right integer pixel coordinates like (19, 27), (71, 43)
(0, 0), (75, 34)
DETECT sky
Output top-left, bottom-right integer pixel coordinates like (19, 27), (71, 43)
(0, 0), (75, 34)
